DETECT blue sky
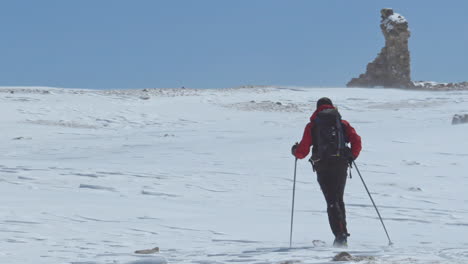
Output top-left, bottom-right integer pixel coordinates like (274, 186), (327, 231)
(0, 1), (466, 89)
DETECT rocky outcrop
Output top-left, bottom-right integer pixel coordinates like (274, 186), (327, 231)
(452, 114), (468, 125)
(347, 8), (413, 88)
(332, 252), (375, 262)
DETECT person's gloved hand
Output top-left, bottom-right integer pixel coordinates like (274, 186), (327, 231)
(291, 143), (299, 157)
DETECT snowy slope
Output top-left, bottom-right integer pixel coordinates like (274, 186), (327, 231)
(0, 86), (467, 264)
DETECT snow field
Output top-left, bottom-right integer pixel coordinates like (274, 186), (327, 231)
(0, 86), (467, 263)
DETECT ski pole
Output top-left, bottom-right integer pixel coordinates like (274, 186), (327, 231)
(353, 161), (393, 246)
(289, 157), (298, 248)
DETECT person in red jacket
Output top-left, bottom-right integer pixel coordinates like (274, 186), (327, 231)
(291, 97), (362, 247)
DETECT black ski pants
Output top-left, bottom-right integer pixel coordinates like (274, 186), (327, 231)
(315, 158), (349, 238)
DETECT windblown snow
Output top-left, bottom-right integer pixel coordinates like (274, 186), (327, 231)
(0, 86), (467, 264)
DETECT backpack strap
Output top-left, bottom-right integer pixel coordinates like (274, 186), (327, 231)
(336, 116), (345, 156)
(341, 120), (350, 143)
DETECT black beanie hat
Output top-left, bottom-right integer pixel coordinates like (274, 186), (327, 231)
(316, 97), (333, 108)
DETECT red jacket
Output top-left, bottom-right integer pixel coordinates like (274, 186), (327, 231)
(294, 104), (362, 159)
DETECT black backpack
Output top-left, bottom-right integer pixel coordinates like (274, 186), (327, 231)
(311, 108), (347, 161)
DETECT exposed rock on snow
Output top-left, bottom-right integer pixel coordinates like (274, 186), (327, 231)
(452, 114), (468, 125)
(27, 119), (99, 129)
(413, 81), (468, 91)
(0, 87), (62, 94)
(409, 187), (423, 192)
(332, 252), (352, 261)
(332, 251), (376, 262)
(100, 88), (201, 97)
(134, 247), (160, 254)
(224, 100), (304, 112)
(348, 8), (412, 88)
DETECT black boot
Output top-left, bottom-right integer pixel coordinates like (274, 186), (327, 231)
(333, 233), (349, 248)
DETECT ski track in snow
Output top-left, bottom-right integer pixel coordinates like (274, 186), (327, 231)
(0, 86), (467, 263)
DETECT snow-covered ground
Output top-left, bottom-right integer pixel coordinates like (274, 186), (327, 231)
(0, 86), (467, 264)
